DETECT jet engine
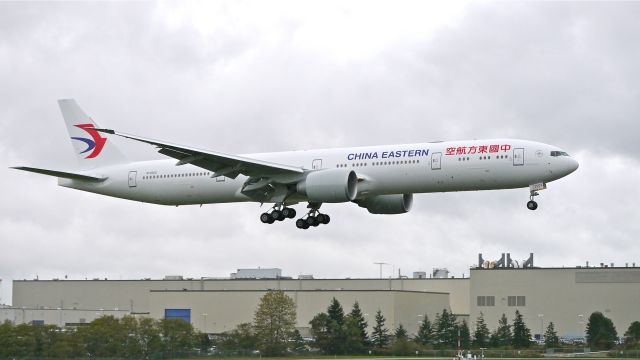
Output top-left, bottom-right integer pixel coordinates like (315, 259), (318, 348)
(356, 193), (413, 214)
(296, 169), (358, 203)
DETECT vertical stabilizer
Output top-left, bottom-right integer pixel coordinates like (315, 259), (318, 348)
(58, 99), (127, 169)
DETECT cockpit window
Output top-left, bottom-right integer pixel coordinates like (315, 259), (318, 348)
(550, 151), (570, 157)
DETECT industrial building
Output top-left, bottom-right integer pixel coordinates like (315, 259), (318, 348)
(3, 255), (639, 340)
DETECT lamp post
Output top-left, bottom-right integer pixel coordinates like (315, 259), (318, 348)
(374, 262), (389, 279)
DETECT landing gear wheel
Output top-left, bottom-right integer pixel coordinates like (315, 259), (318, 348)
(282, 208), (296, 219)
(316, 213), (331, 224)
(296, 219), (309, 229)
(306, 216), (319, 227)
(260, 213), (273, 224)
(527, 200), (538, 210)
(272, 210), (285, 221)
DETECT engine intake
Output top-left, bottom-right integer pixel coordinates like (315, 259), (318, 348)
(357, 193), (413, 214)
(296, 169), (358, 203)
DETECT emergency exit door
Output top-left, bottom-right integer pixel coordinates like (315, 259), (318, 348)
(431, 152), (442, 170)
(513, 148), (524, 166)
(312, 159), (322, 170)
(128, 171), (137, 187)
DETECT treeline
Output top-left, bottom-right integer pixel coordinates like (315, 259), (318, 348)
(2, 291), (640, 358)
(0, 316), (207, 359)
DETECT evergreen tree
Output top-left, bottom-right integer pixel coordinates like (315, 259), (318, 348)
(511, 310), (532, 348)
(309, 313), (332, 353)
(345, 302), (369, 353)
(624, 321), (640, 349)
(344, 316), (367, 354)
(493, 314), (512, 348)
(434, 309), (458, 347)
(415, 314), (433, 346)
(459, 320), (471, 349)
(544, 322), (560, 348)
(395, 324), (408, 340)
(327, 298), (345, 326)
(391, 324), (412, 355)
(290, 329), (306, 352)
(325, 298), (346, 354)
(371, 309), (390, 349)
(586, 311), (617, 350)
(473, 312), (490, 348)
(253, 290), (297, 356)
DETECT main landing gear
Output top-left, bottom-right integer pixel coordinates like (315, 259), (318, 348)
(260, 203), (331, 229)
(295, 210), (330, 230)
(260, 205), (297, 224)
(527, 190), (539, 211)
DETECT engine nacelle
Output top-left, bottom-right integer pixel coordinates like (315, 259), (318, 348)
(357, 193), (413, 214)
(296, 169), (358, 203)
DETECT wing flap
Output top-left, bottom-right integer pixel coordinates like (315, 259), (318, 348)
(11, 166), (106, 182)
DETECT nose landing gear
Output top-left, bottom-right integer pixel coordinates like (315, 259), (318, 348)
(527, 191), (539, 211)
(526, 183), (546, 211)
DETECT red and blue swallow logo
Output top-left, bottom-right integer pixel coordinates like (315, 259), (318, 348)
(71, 124), (107, 159)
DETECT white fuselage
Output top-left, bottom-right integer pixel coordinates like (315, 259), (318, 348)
(58, 138), (579, 207)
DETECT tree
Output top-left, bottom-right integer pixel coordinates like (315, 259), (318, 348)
(395, 324), (408, 340)
(77, 315), (128, 357)
(434, 309), (458, 347)
(160, 318), (196, 356)
(253, 290), (297, 356)
(221, 322), (258, 351)
(290, 329), (306, 352)
(492, 314), (512, 348)
(459, 320), (471, 349)
(346, 301), (369, 351)
(136, 317), (163, 358)
(344, 315), (368, 354)
(325, 298), (346, 354)
(544, 322), (560, 348)
(473, 312), (490, 348)
(309, 312), (332, 353)
(511, 310), (532, 348)
(415, 314), (433, 346)
(391, 324), (413, 355)
(371, 309), (390, 350)
(327, 297), (345, 326)
(586, 311), (617, 350)
(624, 321), (640, 349)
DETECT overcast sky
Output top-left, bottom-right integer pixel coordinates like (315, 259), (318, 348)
(2, 1), (640, 305)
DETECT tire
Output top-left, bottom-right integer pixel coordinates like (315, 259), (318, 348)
(296, 219), (308, 229)
(316, 214), (326, 224)
(283, 208), (297, 219)
(527, 200), (538, 210)
(306, 216), (319, 227)
(322, 214), (331, 224)
(260, 213), (272, 223)
(272, 210), (284, 221)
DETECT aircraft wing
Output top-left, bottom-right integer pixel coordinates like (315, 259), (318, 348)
(95, 129), (305, 179)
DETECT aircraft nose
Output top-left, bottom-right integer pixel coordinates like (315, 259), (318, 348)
(568, 157), (579, 173)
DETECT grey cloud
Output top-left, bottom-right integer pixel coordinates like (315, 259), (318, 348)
(2, 2), (640, 303)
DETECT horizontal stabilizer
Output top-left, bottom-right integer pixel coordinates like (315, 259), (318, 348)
(11, 166), (106, 182)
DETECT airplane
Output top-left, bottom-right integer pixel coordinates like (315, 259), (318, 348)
(12, 99), (579, 229)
